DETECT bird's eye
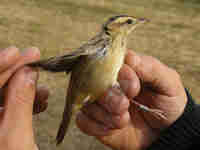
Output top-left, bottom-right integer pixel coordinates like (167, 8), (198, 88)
(126, 19), (133, 24)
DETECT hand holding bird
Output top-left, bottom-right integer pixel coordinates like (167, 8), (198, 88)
(76, 50), (187, 150)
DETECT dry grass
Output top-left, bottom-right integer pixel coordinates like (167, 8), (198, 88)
(0, 0), (200, 149)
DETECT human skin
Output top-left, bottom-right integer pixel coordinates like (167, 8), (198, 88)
(0, 47), (49, 150)
(76, 50), (187, 150)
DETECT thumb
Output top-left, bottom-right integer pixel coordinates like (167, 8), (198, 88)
(125, 50), (184, 96)
(3, 67), (38, 130)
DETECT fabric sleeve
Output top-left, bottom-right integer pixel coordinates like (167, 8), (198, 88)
(147, 89), (200, 150)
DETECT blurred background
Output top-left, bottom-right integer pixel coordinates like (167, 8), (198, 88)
(0, 0), (200, 149)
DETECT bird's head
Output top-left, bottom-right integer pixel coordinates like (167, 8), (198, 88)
(103, 15), (148, 37)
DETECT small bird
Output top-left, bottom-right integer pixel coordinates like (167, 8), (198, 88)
(29, 15), (166, 145)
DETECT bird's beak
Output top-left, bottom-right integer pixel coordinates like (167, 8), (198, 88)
(137, 18), (150, 24)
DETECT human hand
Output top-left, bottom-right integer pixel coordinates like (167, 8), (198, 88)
(0, 47), (49, 150)
(76, 50), (187, 150)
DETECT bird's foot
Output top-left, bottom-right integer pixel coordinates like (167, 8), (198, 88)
(80, 95), (93, 110)
(83, 95), (91, 104)
(132, 100), (167, 120)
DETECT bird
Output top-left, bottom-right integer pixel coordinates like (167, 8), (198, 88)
(28, 15), (166, 145)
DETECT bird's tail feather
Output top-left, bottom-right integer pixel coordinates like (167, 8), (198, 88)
(56, 74), (75, 145)
(56, 108), (73, 145)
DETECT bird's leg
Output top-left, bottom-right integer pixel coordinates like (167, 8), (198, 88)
(112, 82), (167, 120)
(83, 95), (91, 104)
(75, 95), (92, 112)
(131, 100), (167, 120)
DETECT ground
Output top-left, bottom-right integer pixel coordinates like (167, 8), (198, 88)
(0, 0), (199, 149)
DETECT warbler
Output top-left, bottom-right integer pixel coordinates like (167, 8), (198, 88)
(29, 15), (166, 145)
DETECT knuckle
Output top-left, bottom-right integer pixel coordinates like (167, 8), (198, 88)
(14, 91), (33, 105)
(118, 96), (129, 112)
(113, 111), (130, 129)
(112, 115), (122, 128)
(129, 54), (141, 68)
(99, 87), (128, 114)
(110, 95), (129, 115)
(76, 112), (100, 136)
(11, 73), (36, 105)
(99, 88), (116, 106)
(121, 78), (140, 99)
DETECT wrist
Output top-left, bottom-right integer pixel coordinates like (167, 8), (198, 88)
(147, 88), (200, 150)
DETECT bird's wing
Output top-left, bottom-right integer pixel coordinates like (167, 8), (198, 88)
(56, 74), (75, 145)
(28, 34), (110, 73)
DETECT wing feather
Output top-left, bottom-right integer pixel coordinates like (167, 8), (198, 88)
(28, 33), (110, 73)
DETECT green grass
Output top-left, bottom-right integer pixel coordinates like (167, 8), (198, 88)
(0, 0), (200, 149)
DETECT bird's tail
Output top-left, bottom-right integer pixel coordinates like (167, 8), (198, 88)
(56, 106), (73, 145)
(56, 74), (75, 145)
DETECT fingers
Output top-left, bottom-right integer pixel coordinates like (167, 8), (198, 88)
(125, 50), (184, 96)
(82, 102), (130, 129)
(76, 87), (131, 137)
(98, 87), (130, 115)
(0, 47), (20, 73)
(118, 64), (140, 99)
(3, 67), (38, 129)
(0, 47), (40, 88)
(76, 111), (110, 136)
(0, 86), (49, 115)
(33, 86), (49, 114)
(0, 46), (48, 115)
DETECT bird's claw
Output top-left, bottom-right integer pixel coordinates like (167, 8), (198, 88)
(132, 100), (167, 120)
